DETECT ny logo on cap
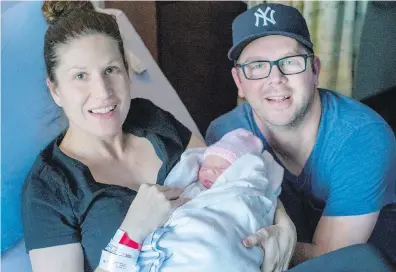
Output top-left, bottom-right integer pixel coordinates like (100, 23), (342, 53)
(254, 7), (276, 27)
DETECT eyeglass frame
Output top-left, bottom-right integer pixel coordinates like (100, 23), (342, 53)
(235, 54), (315, 80)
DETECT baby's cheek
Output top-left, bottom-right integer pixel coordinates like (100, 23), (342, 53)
(197, 171), (213, 188)
(210, 173), (221, 182)
(197, 169), (205, 181)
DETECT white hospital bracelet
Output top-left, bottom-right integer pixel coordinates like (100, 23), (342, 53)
(99, 250), (139, 272)
(105, 242), (140, 261)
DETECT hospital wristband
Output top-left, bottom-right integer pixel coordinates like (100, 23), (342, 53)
(99, 250), (139, 272)
(112, 229), (142, 251)
(105, 243), (140, 262)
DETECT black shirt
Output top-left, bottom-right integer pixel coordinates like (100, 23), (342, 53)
(21, 98), (191, 271)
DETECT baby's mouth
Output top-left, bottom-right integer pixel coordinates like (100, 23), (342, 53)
(202, 179), (213, 189)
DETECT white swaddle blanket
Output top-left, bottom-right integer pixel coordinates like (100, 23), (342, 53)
(137, 148), (284, 272)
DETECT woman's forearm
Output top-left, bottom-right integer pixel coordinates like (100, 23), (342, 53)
(119, 217), (147, 244)
(96, 184), (185, 272)
(96, 216), (144, 272)
(95, 247), (140, 272)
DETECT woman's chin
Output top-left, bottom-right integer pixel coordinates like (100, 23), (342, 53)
(85, 124), (123, 138)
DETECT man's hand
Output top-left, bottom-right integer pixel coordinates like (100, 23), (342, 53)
(243, 200), (297, 272)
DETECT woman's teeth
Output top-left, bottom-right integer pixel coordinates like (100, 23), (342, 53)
(90, 105), (116, 114)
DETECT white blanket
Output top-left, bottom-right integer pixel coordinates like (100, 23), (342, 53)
(137, 148), (284, 272)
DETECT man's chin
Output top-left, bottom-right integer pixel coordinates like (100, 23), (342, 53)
(265, 116), (298, 128)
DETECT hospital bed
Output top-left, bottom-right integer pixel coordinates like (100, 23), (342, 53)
(1, 2), (202, 271)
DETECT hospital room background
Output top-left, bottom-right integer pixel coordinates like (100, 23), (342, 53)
(1, 1), (395, 271)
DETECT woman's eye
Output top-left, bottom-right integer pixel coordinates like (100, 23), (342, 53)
(105, 66), (120, 75)
(75, 73), (87, 80)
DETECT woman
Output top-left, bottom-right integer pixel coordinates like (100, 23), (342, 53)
(21, 1), (296, 272)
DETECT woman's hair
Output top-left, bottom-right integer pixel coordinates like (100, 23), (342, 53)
(41, 0), (128, 83)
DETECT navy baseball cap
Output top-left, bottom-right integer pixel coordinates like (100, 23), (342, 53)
(228, 3), (313, 61)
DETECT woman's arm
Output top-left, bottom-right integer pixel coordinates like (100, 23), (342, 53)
(22, 170), (85, 272)
(94, 184), (190, 272)
(243, 199), (297, 272)
(29, 243), (84, 272)
(28, 184), (189, 272)
(95, 137), (202, 272)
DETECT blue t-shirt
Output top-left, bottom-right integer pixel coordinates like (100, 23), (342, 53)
(206, 89), (396, 217)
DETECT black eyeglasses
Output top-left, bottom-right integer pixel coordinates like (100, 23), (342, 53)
(235, 54), (314, 80)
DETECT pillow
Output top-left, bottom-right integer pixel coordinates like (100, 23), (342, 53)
(1, 0), (64, 253)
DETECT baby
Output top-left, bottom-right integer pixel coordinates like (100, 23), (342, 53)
(181, 128), (265, 198)
(136, 128), (284, 272)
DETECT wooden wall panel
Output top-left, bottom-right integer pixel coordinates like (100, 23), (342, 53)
(157, 1), (247, 134)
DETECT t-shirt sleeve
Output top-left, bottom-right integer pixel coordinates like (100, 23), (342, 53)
(152, 104), (192, 150)
(205, 121), (221, 145)
(125, 98), (191, 150)
(205, 119), (234, 146)
(205, 103), (257, 146)
(21, 165), (79, 251)
(324, 123), (396, 216)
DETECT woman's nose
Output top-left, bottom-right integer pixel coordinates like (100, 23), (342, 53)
(92, 75), (113, 99)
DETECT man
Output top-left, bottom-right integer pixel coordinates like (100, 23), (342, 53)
(205, 3), (396, 268)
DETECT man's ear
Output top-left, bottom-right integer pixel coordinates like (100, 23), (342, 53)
(46, 78), (62, 107)
(232, 67), (246, 98)
(312, 56), (321, 88)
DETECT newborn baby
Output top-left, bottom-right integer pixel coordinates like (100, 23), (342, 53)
(137, 129), (284, 272)
(181, 128), (266, 198)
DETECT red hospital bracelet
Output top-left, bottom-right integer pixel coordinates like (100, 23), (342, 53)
(117, 230), (142, 251)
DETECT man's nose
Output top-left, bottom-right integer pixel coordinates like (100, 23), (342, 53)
(268, 64), (286, 85)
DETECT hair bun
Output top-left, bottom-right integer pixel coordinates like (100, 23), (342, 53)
(42, 1), (95, 25)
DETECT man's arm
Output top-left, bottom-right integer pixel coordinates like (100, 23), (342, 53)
(293, 122), (396, 265)
(293, 212), (379, 264)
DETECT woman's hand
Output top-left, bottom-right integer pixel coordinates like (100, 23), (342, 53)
(120, 184), (190, 243)
(243, 200), (297, 272)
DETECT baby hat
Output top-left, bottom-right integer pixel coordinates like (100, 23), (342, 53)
(204, 128), (263, 164)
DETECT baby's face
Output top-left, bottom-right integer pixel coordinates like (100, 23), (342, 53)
(198, 155), (231, 189)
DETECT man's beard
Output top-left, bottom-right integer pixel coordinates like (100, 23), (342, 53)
(287, 90), (315, 129)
